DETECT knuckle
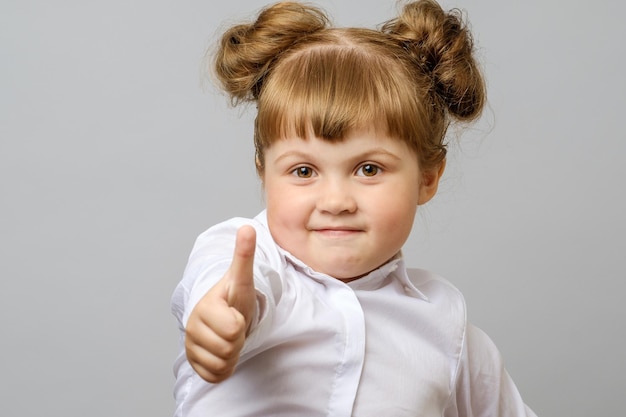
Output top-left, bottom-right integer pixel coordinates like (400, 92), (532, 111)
(211, 359), (233, 376)
(216, 342), (237, 359)
(198, 369), (224, 384)
(184, 337), (196, 354)
(188, 356), (237, 384)
(221, 321), (245, 341)
(203, 370), (232, 384)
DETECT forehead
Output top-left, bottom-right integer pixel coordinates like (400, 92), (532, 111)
(265, 125), (417, 163)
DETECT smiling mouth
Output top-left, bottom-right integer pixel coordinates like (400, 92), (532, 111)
(311, 227), (364, 237)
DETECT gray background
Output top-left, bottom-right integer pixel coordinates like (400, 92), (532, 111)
(1, 0), (624, 416)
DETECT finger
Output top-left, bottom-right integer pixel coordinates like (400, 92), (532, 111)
(193, 295), (247, 342)
(188, 306), (247, 355)
(226, 226), (257, 322)
(186, 344), (241, 383)
(185, 304), (246, 383)
(228, 225), (256, 290)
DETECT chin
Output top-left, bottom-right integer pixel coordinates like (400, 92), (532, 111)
(314, 262), (370, 282)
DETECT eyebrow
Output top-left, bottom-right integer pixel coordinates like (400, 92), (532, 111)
(273, 147), (403, 164)
(272, 150), (312, 165)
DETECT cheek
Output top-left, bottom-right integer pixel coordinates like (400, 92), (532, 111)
(370, 181), (419, 222)
(266, 183), (297, 218)
(377, 201), (417, 231)
(265, 183), (308, 245)
(367, 188), (419, 248)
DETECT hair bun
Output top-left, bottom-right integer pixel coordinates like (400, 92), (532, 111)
(382, 0), (485, 121)
(214, 2), (329, 103)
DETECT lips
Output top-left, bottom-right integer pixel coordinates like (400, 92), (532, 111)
(309, 226), (365, 237)
(309, 224), (363, 231)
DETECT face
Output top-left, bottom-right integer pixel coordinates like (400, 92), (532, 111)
(262, 126), (441, 281)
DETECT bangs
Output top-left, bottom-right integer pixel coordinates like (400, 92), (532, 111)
(256, 31), (430, 148)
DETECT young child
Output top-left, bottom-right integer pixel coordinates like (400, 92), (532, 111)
(171, 1), (537, 416)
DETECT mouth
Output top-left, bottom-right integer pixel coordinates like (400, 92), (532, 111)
(310, 226), (365, 237)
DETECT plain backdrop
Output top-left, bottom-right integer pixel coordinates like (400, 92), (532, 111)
(1, 0), (624, 416)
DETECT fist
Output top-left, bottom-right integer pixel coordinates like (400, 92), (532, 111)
(185, 225), (257, 383)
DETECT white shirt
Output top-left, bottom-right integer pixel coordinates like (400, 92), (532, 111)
(171, 211), (537, 417)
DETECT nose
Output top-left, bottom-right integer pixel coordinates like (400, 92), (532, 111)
(316, 178), (357, 215)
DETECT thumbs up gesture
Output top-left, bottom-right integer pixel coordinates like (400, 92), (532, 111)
(185, 225), (257, 383)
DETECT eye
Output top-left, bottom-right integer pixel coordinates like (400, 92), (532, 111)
(292, 166), (315, 178)
(356, 163), (380, 177)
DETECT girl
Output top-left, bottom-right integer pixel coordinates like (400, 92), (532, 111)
(171, 1), (537, 416)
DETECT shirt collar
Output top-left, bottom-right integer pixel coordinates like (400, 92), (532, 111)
(347, 253), (430, 301)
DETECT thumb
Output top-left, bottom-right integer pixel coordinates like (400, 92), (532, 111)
(226, 225), (257, 327)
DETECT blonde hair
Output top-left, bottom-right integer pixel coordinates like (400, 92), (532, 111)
(213, 0), (485, 173)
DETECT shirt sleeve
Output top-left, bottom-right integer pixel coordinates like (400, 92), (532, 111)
(444, 323), (538, 417)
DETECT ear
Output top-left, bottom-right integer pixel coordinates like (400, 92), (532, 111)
(255, 154), (266, 187)
(417, 159), (446, 205)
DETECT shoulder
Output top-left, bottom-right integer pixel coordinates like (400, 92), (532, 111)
(406, 267), (468, 362)
(404, 267), (468, 346)
(406, 267), (467, 313)
(446, 324), (538, 416)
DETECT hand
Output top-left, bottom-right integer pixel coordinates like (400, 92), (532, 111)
(185, 225), (257, 383)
